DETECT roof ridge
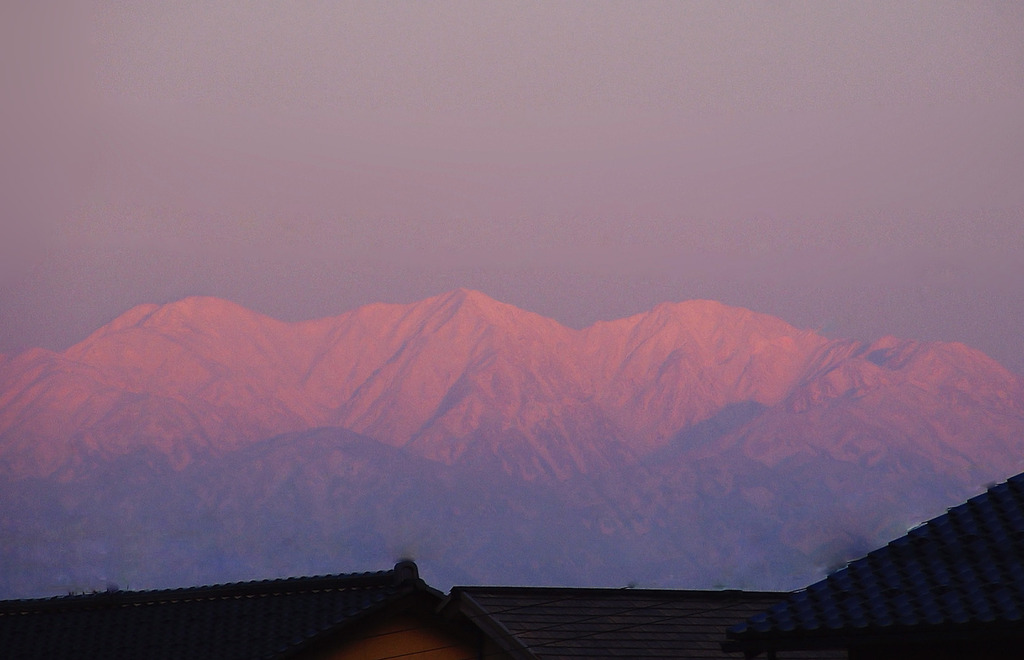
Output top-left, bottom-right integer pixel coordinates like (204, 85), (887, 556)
(0, 562), (420, 614)
(452, 585), (790, 598)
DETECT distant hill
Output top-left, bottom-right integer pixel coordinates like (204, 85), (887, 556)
(2, 289), (1023, 597)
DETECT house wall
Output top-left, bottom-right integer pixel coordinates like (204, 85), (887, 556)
(302, 612), (481, 660)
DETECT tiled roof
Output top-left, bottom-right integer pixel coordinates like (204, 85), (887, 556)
(726, 473), (1024, 654)
(0, 561), (436, 660)
(445, 586), (844, 659)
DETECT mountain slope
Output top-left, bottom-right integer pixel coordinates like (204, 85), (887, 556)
(2, 290), (1021, 479)
(1, 290), (1023, 597)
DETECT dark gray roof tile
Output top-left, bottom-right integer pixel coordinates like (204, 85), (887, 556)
(448, 586), (844, 659)
(0, 561), (434, 660)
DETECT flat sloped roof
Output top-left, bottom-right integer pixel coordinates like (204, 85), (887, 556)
(446, 585), (844, 659)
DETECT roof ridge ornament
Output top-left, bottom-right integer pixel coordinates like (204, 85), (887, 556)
(393, 559), (419, 584)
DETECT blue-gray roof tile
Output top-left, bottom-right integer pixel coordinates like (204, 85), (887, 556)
(725, 473), (1024, 654)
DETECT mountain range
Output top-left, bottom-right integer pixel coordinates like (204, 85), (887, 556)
(2, 289), (1023, 598)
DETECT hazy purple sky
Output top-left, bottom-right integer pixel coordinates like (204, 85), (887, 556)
(2, 2), (1023, 374)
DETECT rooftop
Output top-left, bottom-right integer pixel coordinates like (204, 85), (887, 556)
(446, 585), (843, 659)
(726, 473), (1024, 654)
(0, 560), (435, 660)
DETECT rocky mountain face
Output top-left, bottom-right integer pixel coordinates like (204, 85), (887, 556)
(2, 289), (1023, 598)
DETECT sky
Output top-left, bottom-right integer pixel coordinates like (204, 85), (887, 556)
(2, 1), (1023, 374)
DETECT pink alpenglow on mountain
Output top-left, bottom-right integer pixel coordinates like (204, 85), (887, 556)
(1, 290), (1022, 597)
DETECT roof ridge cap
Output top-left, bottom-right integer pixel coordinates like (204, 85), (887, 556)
(0, 563), (419, 613)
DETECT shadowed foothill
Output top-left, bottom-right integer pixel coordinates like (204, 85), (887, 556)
(8, 471), (1024, 658)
